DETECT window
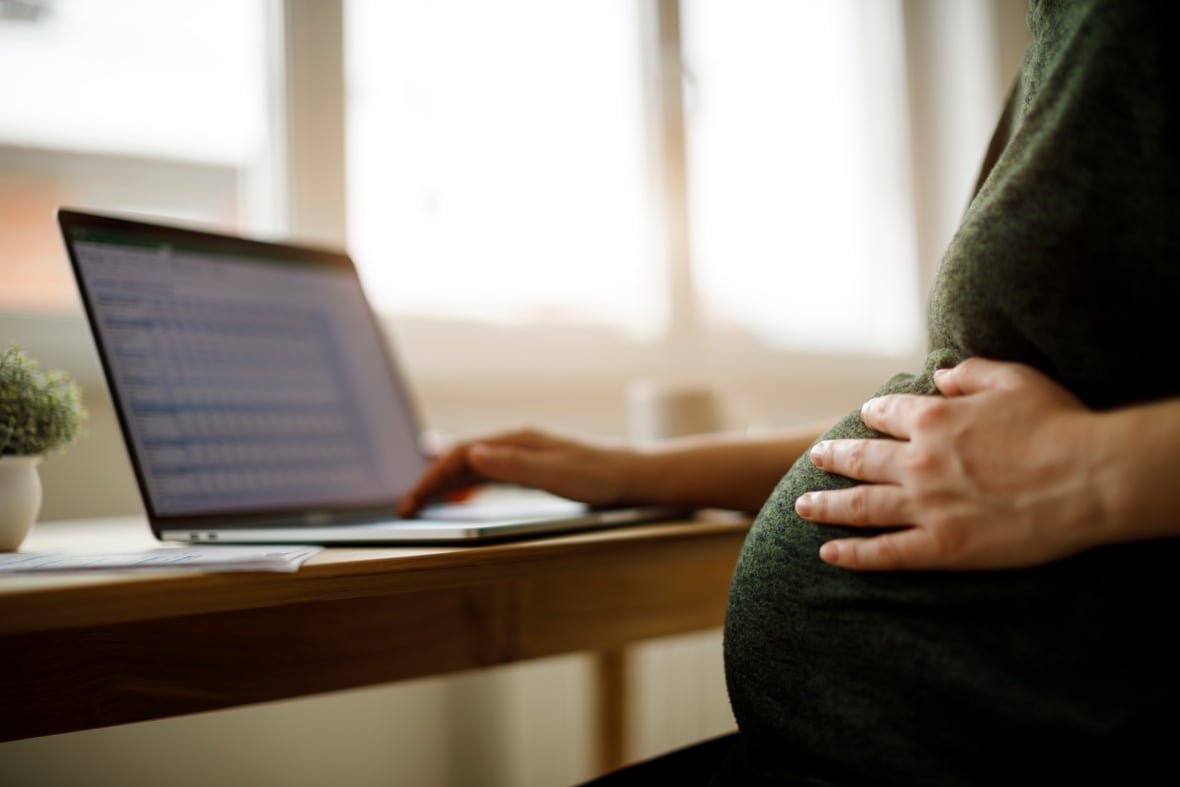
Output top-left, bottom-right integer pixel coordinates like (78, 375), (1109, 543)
(345, 0), (921, 356)
(345, 0), (659, 338)
(4, 0), (1026, 434)
(0, 0), (267, 312)
(681, 0), (919, 355)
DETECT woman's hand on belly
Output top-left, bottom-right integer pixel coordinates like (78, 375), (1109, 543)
(794, 357), (1107, 571)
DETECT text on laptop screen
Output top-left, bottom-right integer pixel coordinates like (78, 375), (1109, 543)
(71, 232), (426, 516)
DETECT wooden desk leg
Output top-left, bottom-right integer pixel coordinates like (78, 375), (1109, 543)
(595, 647), (628, 775)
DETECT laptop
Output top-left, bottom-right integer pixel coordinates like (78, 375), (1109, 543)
(58, 208), (687, 545)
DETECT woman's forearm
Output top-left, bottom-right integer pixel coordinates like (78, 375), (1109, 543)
(625, 419), (835, 513)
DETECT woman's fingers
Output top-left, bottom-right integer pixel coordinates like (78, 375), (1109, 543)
(795, 483), (909, 526)
(808, 437), (903, 484)
(818, 529), (940, 571)
(399, 428), (629, 515)
(933, 357), (1026, 397)
(398, 442), (483, 516)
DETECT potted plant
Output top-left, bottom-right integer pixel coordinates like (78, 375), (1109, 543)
(0, 343), (86, 550)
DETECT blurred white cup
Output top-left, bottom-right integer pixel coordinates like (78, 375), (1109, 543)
(626, 378), (724, 443)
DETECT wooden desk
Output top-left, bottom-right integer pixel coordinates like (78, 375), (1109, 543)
(0, 514), (748, 765)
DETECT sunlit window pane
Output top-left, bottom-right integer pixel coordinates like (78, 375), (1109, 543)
(0, 0), (265, 313)
(682, 0), (920, 355)
(0, 0), (264, 163)
(346, 1), (658, 337)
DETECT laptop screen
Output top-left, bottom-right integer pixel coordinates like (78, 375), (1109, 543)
(61, 211), (427, 521)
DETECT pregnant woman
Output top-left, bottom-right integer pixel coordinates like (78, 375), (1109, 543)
(400, 1), (1180, 783)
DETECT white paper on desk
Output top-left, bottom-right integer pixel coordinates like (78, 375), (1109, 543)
(0, 546), (322, 574)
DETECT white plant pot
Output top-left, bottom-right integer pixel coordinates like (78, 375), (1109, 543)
(0, 455), (42, 551)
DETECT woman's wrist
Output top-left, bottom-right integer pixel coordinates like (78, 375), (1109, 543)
(1088, 400), (1180, 548)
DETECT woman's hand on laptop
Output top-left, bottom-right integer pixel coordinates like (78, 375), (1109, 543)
(397, 428), (641, 517)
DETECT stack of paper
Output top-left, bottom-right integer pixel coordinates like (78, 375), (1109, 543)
(0, 546), (322, 574)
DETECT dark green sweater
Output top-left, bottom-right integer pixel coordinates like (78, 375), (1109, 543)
(716, 1), (1180, 784)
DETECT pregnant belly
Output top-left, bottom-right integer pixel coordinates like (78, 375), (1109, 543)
(718, 357), (1180, 784)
